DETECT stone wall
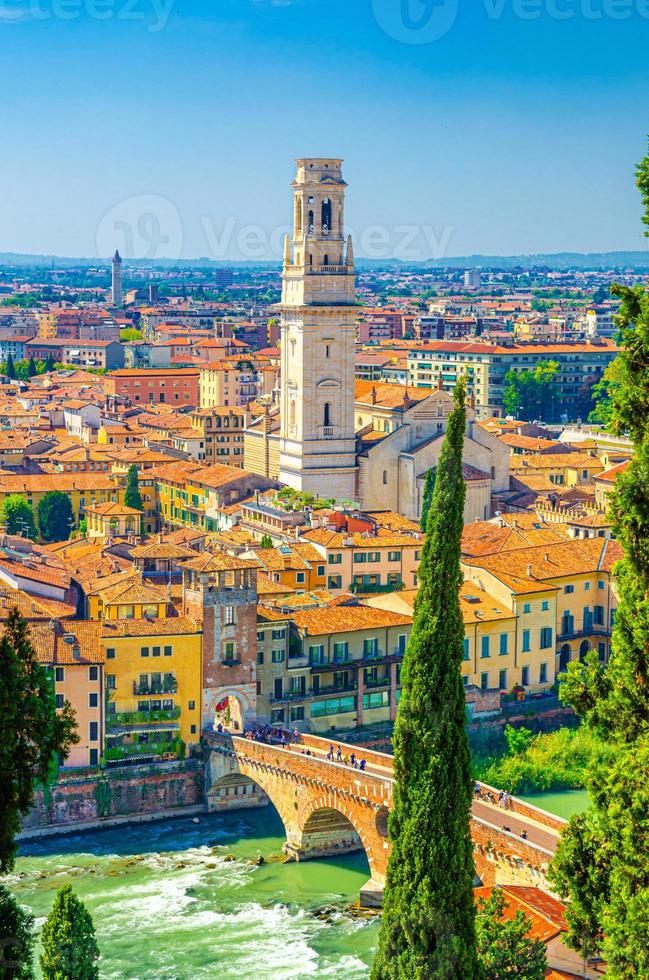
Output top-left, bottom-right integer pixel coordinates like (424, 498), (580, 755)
(22, 760), (205, 834)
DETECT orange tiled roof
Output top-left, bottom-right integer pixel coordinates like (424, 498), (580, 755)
(290, 604), (412, 636)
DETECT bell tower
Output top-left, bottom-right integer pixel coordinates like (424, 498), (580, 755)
(278, 158), (357, 502)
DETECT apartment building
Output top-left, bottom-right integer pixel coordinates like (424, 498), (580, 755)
(300, 526), (423, 594)
(25, 338), (125, 370)
(189, 406), (248, 466)
(462, 537), (621, 679)
(102, 617), (202, 764)
(105, 368), (199, 407)
(0, 472), (124, 526)
(407, 340), (618, 419)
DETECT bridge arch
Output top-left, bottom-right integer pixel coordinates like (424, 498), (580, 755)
(296, 796), (379, 879)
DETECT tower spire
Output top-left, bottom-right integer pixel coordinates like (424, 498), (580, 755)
(346, 234), (354, 269)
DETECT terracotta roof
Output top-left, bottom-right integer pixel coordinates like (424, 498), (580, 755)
(354, 379), (430, 410)
(462, 521), (567, 558)
(301, 528), (422, 550)
(101, 617), (201, 638)
(85, 502), (142, 517)
(181, 551), (259, 574)
(130, 541), (199, 560)
(6, 620), (105, 665)
(464, 538), (623, 587)
(595, 459), (631, 483)
(290, 604), (412, 636)
(510, 453), (604, 471)
(96, 578), (168, 605)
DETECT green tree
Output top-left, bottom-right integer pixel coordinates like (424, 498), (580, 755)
(548, 146), (649, 977)
(124, 464), (143, 512)
(372, 379), (480, 980)
(0, 884), (35, 979)
(475, 889), (547, 979)
(119, 327), (143, 342)
(259, 534), (273, 549)
(0, 609), (77, 871)
(587, 357), (623, 429)
(37, 491), (74, 543)
(40, 886), (99, 980)
(503, 361), (559, 422)
(44, 353), (55, 373)
(26, 358), (36, 379)
(504, 724), (534, 756)
(419, 467), (436, 531)
(0, 495), (37, 539)
(5, 353), (15, 380)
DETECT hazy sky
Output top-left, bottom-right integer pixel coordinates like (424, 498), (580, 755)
(1, 0), (648, 260)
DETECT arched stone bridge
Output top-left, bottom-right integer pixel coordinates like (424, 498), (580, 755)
(204, 731), (565, 906)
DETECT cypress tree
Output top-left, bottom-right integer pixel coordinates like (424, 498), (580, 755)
(26, 357), (36, 379)
(40, 886), (99, 980)
(0, 884), (35, 979)
(5, 352), (15, 380)
(124, 464), (143, 511)
(548, 146), (649, 976)
(420, 467), (436, 531)
(372, 378), (480, 980)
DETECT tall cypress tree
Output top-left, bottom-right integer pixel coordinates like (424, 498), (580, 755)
(0, 884), (35, 979)
(419, 467), (436, 531)
(124, 464), (143, 511)
(5, 352), (15, 380)
(549, 146), (649, 976)
(372, 378), (480, 980)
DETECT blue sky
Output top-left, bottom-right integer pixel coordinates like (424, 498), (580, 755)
(1, 0), (648, 260)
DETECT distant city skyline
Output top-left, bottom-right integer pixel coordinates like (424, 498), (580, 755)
(1, 0), (648, 259)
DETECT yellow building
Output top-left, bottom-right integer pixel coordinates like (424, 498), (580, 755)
(0, 473), (125, 528)
(462, 537), (621, 679)
(93, 577), (169, 622)
(101, 618), (202, 762)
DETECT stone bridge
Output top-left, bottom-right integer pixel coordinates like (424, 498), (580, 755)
(205, 731), (565, 906)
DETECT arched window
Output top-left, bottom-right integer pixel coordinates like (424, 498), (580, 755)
(322, 198), (332, 233)
(323, 254), (329, 266)
(383, 470), (388, 485)
(289, 399), (296, 428)
(308, 210), (314, 235)
(309, 253), (313, 267)
(323, 403), (331, 427)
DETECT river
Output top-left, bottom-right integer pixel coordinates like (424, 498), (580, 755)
(10, 789), (590, 978)
(11, 806), (377, 979)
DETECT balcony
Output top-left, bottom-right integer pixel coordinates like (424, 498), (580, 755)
(108, 707), (181, 728)
(132, 678), (177, 696)
(557, 625), (610, 642)
(318, 425), (340, 439)
(363, 676), (391, 689)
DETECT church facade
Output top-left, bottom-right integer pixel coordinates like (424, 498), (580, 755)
(243, 158), (509, 523)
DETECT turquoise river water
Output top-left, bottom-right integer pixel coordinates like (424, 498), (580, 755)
(9, 789), (589, 978)
(11, 806), (377, 979)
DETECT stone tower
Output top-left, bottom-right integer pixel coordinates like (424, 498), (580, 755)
(111, 249), (123, 307)
(278, 158), (357, 502)
(182, 553), (258, 732)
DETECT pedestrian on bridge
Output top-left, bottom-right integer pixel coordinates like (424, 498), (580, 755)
(327, 745), (334, 761)
(336, 747), (342, 762)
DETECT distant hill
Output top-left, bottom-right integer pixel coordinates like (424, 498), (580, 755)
(1, 250), (649, 271)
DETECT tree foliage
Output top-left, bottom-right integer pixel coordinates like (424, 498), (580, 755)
(587, 356), (623, 429)
(419, 467), (436, 531)
(0, 495), (37, 539)
(124, 464), (143, 512)
(502, 360), (559, 421)
(40, 886), (99, 980)
(5, 353), (15, 380)
(259, 534), (273, 549)
(0, 884), (35, 979)
(0, 609), (78, 872)
(475, 889), (547, 979)
(549, 147), (649, 977)
(372, 379), (481, 979)
(37, 491), (74, 543)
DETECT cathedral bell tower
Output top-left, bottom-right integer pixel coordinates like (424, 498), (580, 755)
(278, 159), (357, 502)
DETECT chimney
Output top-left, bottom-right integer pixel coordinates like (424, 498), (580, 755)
(544, 553), (550, 562)
(526, 563), (533, 577)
